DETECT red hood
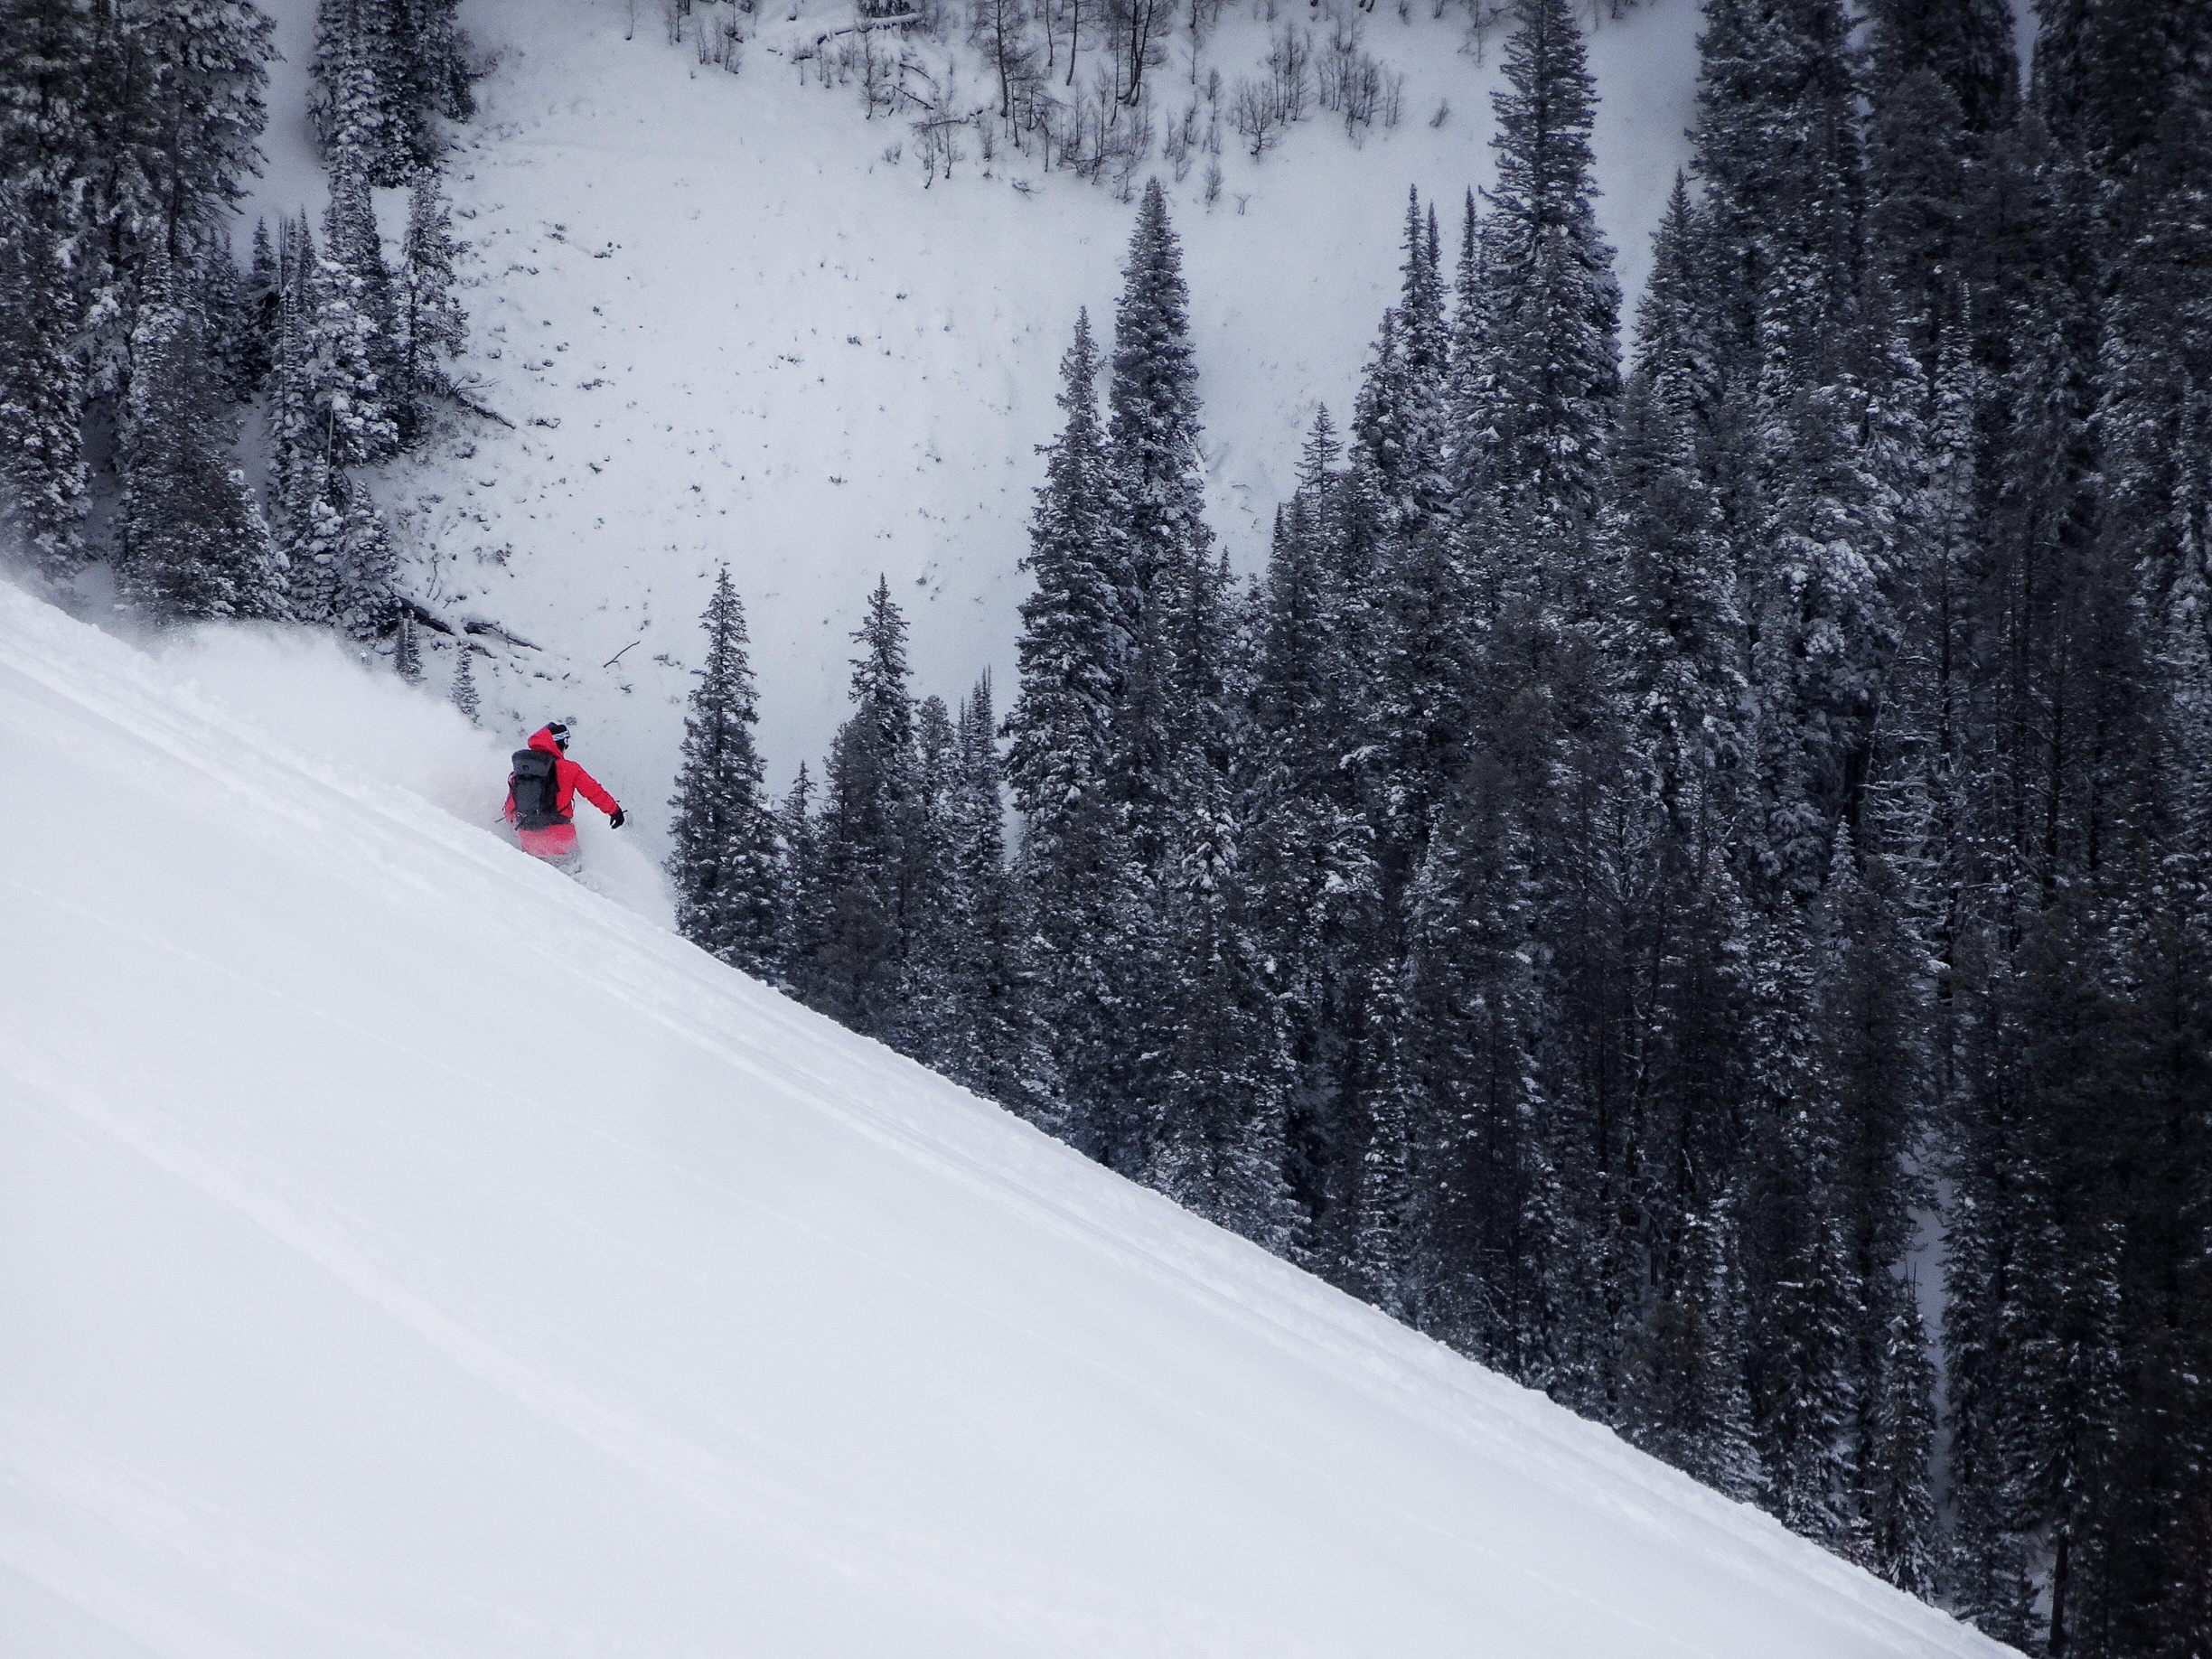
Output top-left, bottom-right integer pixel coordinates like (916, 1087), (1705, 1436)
(526, 726), (565, 756)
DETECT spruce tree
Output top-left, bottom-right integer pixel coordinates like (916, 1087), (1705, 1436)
(667, 567), (781, 978)
(314, 0), (474, 183)
(774, 763), (826, 995)
(121, 0), (276, 258)
(393, 614), (422, 682)
(1687, 0), (1862, 380)
(1107, 179), (1209, 605)
(320, 157), (400, 459)
(1620, 1204), (1761, 1500)
(799, 579), (919, 1044)
(312, 0), (401, 180)
(1461, 0), (1621, 569)
(1389, 751), (1554, 1363)
(1615, 178), (1744, 820)
(0, 188), (87, 574)
(399, 164), (464, 443)
(238, 216), (280, 390)
(449, 644), (479, 724)
(941, 672), (1045, 1115)
(115, 248), (284, 620)
(1243, 463), (1385, 1266)
(1006, 309), (1125, 842)
(1861, 1289), (1939, 1597)
(1005, 308), (1129, 1151)
(1353, 191), (1449, 540)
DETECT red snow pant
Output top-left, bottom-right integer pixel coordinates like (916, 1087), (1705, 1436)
(519, 820), (578, 859)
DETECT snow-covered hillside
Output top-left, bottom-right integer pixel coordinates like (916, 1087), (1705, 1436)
(243, 0), (1701, 853)
(0, 582), (2015, 1656)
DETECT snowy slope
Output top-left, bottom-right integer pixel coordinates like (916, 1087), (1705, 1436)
(0, 584), (2017, 1657)
(242, 0), (1701, 854)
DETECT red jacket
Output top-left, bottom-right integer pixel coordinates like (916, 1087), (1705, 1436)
(505, 726), (620, 823)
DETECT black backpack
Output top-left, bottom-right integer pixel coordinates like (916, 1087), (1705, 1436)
(509, 748), (567, 830)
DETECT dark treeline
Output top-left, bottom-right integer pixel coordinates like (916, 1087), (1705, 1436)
(0, 0), (469, 638)
(669, 0), (2212, 1651)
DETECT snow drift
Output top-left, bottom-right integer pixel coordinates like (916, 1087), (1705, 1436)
(0, 583), (2012, 1656)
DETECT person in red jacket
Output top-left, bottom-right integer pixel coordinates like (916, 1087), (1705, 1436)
(504, 721), (625, 861)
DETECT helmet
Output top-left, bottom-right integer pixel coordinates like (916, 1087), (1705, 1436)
(545, 720), (572, 753)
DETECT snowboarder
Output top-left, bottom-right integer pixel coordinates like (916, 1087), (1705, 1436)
(505, 721), (626, 862)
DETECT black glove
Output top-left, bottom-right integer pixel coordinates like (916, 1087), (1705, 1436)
(608, 806), (626, 830)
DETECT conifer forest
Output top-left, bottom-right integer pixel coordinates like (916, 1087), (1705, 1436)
(5, 0), (2209, 1654)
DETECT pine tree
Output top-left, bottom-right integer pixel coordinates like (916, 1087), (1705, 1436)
(120, 0), (277, 258)
(1108, 178), (1210, 608)
(1863, 70), (1972, 375)
(1621, 1203), (1762, 1500)
(1687, 0), (1862, 380)
(1353, 190), (1449, 540)
(1460, 0), (1621, 574)
(667, 567), (781, 978)
(389, 0), (473, 164)
(1005, 309), (1130, 1152)
(319, 157), (400, 459)
(114, 247), (284, 620)
(399, 164), (464, 443)
(1006, 309), (1125, 843)
(902, 692), (960, 1063)
(264, 216), (318, 523)
(327, 469), (398, 636)
(237, 216), (280, 390)
(198, 230), (254, 403)
(798, 578), (920, 1044)
(1080, 179), (1220, 1170)
(448, 644), (479, 724)
(393, 613), (422, 682)
(1243, 462), (1387, 1267)
(0, 187), (87, 574)
(311, 0), (401, 180)
(1389, 749), (1554, 1363)
(0, 0), (98, 572)
(774, 763), (826, 995)
(1615, 179), (1744, 820)
(1861, 1287), (1939, 1596)
(940, 672), (1045, 1115)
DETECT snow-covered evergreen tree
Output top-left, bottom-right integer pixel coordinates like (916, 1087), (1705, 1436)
(1352, 191), (1449, 541)
(1006, 308), (1124, 844)
(399, 165), (465, 443)
(667, 567), (781, 978)
(938, 672), (1045, 1117)
(319, 157), (401, 459)
(312, 0), (398, 176)
(1860, 1288), (1939, 1596)
(796, 578), (920, 1045)
(774, 762), (826, 994)
(114, 245), (284, 620)
(1108, 178), (1210, 610)
(313, 0), (469, 183)
(0, 187), (87, 574)
(448, 644), (479, 725)
(1458, 0), (1621, 578)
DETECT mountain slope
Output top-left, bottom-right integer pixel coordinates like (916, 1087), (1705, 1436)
(0, 585), (2015, 1656)
(247, 0), (1703, 848)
